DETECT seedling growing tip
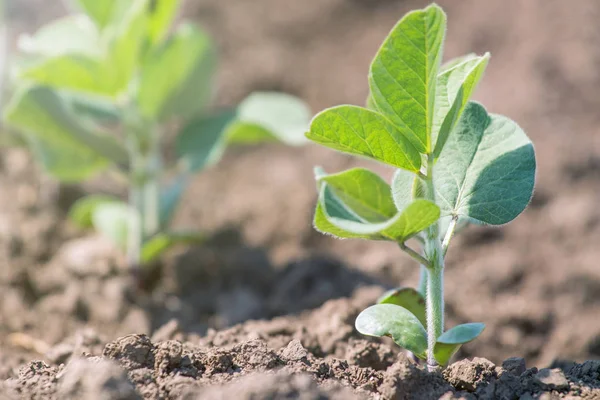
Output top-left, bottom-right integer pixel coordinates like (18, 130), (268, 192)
(4, 0), (310, 275)
(307, 4), (535, 369)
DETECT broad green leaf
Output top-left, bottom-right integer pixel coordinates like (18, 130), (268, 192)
(440, 53), (477, 73)
(231, 92), (311, 146)
(225, 122), (277, 144)
(176, 109), (237, 172)
(65, 93), (123, 126)
(138, 23), (215, 121)
(355, 304), (428, 359)
(147, 0), (182, 45)
(306, 105), (421, 172)
(69, 195), (119, 228)
(72, 0), (123, 29)
(314, 169), (440, 242)
(3, 86), (122, 181)
(391, 169), (424, 212)
(92, 202), (137, 250)
(432, 54), (490, 158)
(18, 14), (100, 57)
(19, 55), (119, 96)
(103, 0), (149, 96)
(23, 1), (146, 97)
(366, 93), (379, 111)
(141, 231), (206, 263)
(320, 168), (397, 222)
(377, 288), (426, 327)
(434, 102), (536, 225)
(159, 174), (190, 228)
(368, 4), (446, 153)
(434, 322), (485, 365)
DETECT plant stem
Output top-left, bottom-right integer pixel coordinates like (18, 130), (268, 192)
(425, 258), (444, 371)
(423, 154), (445, 371)
(399, 242), (432, 268)
(417, 265), (428, 296)
(127, 154), (144, 268)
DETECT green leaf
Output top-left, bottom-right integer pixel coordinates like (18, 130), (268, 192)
(176, 109), (237, 172)
(230, 92), (311, 146)
(92, 202), (137, 251)
(72, 0), (123, 29)
(378, 288), (426, 327)
(320, 168), (397, 222)
(147, 0), (182, 45)
(355, 304), (428, 359)
(306, 105), (421, 172)
(22, 1), (147, 97)
(19, 55), (118, 96)
(225, 122), (277, 144)
(18, 14), (100, 57)
(391, 169), (423, 212)
(434, 102), (536, 225)
(65, 93), (123, 126)
(138, 23), (215, 121)
(103, 0), (149, 95)
(159, 174), (190, 228)
(434, 322), (485, 365)
(432, 54), (490, 158)
(3, 86), (125, 181)
(440, 53), (477, 73)
(69, 195), (119, 228)
(314, 169), (440, 241)
(141, 231), (206, 263)
(366, 93), (379, 111)
(368, 4), (446, 153)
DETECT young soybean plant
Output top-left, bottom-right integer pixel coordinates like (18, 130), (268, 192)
(4, 0), (310, 269)
(306, 4), (536, 370)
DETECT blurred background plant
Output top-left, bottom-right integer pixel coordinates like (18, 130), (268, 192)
(2, 0), (311, 272)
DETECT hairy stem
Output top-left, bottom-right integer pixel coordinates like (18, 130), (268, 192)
(423, 154), (445, 371)
(417, 265), (428, 296)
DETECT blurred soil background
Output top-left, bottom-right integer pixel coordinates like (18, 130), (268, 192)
(1, 0), (600, 389)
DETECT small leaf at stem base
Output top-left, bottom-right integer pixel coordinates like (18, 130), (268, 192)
(433, 322), (485, 365)
(377, 287), (427, 328)
(355, 304), (428, 359)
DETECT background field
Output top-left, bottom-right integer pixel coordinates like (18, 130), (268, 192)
(2, 0), (599, 384)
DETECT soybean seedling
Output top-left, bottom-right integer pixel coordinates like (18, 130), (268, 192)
(4, 0), (310, 271)
(306, 4), (536, 370)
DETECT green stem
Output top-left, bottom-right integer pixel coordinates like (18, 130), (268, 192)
(127, 155), (144, 268)
(423, 154), (445, 371)
(417, 265), (428, 296)
(425, 259), (444, 370)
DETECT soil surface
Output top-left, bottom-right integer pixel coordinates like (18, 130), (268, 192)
(2, 0), (600, 399)
(3, 289), (600, 399)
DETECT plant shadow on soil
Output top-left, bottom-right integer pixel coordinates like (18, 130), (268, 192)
(142, 227), (384, 336)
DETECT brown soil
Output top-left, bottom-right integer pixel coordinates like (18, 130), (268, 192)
(3, 289), (600, 399)
(2, 0), (600, 399)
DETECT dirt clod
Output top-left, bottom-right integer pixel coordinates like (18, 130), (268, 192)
(57, 357), (140, 400)
(444, 357), (497, 392)
(533, 368), (570, 391)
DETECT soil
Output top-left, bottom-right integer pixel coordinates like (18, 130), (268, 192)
(2, 0), (600, 399)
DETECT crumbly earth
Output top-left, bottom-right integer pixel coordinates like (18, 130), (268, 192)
(2, 0), (600, 399)
(2, 291), (599, 399)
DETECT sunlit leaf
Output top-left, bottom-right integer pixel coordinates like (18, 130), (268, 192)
(356, 304), (428, 359)
(378, 287), (427, 327)
(307, 105), (421, 172)
(434, 102), (536, 225)
(434, 322), (485, 365)
(368, 4), (446, 153)
(69, 194), (119, 228)
(138, 23), (215, 120)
